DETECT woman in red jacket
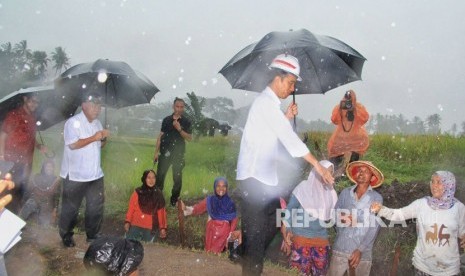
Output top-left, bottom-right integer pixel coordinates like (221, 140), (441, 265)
(124, 169), (167, 242)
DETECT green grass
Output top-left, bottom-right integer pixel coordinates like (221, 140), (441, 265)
(32, 131), (465, 270)
(34, 131), (465, 216)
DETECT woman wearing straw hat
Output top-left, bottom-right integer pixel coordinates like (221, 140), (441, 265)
(328, 161), (384, 276)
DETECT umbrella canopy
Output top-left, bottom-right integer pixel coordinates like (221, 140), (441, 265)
(0, 86), (67, 131)
(219, 29), (366, 94)
(54, 59), (159, 127)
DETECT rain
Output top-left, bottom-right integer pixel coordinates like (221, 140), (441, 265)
(1, 0), (465, 275)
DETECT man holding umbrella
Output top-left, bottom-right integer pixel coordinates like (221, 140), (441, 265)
(59, 91), (109, 247)
(0, 93), (48, 213)
(236, 54), (334, 275)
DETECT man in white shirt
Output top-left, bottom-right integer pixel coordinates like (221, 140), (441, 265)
(236, 54), (334, 275)
(59, 92), (110, 247)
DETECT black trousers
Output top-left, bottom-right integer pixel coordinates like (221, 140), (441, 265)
(7, 162), (31, 214)
(156, 152), (185, 202)
(237, 178), (282, 276)
(59, 176), (104, 240)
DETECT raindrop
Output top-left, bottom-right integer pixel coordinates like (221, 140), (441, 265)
(320, 58), (325, 63)
(134, 158), (138, 162)
(381, 56), (386, 61)
(97, 72), (108, 83)
(211, 78), (218, 84)
(185, 40), (190, 45)
(180, 69), (184, 73)
(202, 188), (208, 194)
(178, 77), (183, 82)
(391, 22), (396, 27)
(172, 84), (177, 89)
(0, 26), (3, 30)
(35, 10), (41, 14)
(196, 259), (200, 263)
(24, 64), (30, 70)
(437, 104), (443, 112)
(201, 80), (208, 86)
(0, 4), (2, 8)
(82, 84), (87, 89)
(36, 121), (42, 126)
(141, 31), (146, 36)
(400, 138), (406, 143)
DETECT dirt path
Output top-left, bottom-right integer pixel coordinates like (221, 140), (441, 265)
(4, 224), (292, 276)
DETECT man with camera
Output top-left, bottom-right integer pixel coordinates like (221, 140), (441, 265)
(327, 90), (370, 176)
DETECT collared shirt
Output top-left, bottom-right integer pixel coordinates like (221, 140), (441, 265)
(332, 185), (383, 261)
(60, 111), (104, 182)
(236, 87), (310, 187)
(1, 107), (37, 164)
(159, 114), (192, 156)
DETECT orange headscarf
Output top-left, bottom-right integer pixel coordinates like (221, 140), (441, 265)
(327, 90), (370, 158)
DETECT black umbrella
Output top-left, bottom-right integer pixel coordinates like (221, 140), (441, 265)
(0, 86), (66, 131)
(219, 28), (366, 94)
(54, 59), (159, 127)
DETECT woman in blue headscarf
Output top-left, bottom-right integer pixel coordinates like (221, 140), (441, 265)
(180, 177), (239, 254)
(371, 171), (465, 276)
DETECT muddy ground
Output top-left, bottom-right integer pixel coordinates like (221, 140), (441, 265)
(4, 178), (465, 275)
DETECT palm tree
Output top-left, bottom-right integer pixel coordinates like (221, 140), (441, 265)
(51, 46), (70, 74)
(13, 40), (32, 71)
(31, 51), (50, 78)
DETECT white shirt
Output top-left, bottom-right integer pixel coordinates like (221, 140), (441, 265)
(60, 111), (104, 182)
(379, 198), (465, 276)
(236, 87), (310, 186)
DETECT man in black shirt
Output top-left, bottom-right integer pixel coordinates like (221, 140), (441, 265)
(153, 98), (192, 206)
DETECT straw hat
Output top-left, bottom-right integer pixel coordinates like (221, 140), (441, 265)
(346, 161), (384, 188)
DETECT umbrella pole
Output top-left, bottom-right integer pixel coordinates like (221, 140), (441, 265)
(292, 92), (297, 131)
(105, 79), (108, 128)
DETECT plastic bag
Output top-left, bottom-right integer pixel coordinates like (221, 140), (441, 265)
(83, 236), (144, 276)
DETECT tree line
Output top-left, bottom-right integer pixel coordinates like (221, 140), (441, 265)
(0, 40), (70, 95)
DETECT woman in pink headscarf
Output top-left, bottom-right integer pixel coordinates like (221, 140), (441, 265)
(371, 171), (465, 276)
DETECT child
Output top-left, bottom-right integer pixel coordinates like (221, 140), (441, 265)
(19, 159), (60, 226)
(180, 177), (240, 258)
(124, 169), (167, 242)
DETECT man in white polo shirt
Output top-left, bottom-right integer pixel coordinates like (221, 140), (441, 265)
(59, 92), (110, 247)
(236, 54), (334, 275)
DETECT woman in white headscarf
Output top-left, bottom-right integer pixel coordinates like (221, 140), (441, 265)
(371, 171), (465, 276)
(281, 160), (337, 276)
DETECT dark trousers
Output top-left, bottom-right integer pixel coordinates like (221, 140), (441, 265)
(8, 162), (31, 214)
(59, 177), (104, 240)
(238, 178), (281, 276)
(156, 152), (185, 202)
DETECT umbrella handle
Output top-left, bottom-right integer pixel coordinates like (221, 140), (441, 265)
(292, 92), (297, 131)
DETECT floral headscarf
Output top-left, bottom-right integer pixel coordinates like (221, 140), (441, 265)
(426, 171), (457, 210)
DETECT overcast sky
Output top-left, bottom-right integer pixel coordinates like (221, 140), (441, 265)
(1, 0), (465, 130)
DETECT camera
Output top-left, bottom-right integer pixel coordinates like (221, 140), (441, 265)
(340, 91), (353, 110)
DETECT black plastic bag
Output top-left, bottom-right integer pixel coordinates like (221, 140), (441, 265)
(83, 236), (144, 276)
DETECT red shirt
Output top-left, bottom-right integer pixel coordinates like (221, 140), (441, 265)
(2, 107), (37, 164)
(125, 191), (167, 230)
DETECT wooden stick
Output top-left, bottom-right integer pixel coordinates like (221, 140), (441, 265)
(390, 245), (401, 276)
(177, 199), (186, 248)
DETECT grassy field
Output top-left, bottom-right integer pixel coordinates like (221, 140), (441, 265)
(33, 131), (465, 273)
(35, 131), (465, 215)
